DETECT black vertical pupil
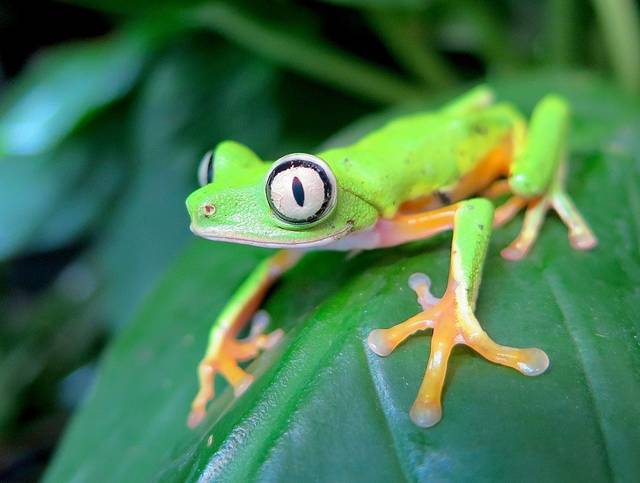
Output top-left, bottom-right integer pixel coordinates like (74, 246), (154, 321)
(292, 176), (305, 207)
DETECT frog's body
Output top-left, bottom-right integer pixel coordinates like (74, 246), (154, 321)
(319, 103), (519, 217)
(185, 87), (597, 429)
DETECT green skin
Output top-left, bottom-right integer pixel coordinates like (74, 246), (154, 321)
(185, 86), (593, 429)
(186, 87), (526, 248)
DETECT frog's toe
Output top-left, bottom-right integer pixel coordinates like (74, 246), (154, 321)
(410, 400), (442, 428)
(230, 315), (284, 360)
(408, 272), (431, 291)
(367, 329), (395, 357)
(408, 272), (441, 309)
(516, 348), (550, 376)
(187, 407), (206, 429)
(500, 243), (529, 261)
(248, 310), (270, 337)
(262, 328), (284, 349)
(551, 191), (598, 252)
(188, 325), (283, 429)
(368, 308), (436, 357)
(500, 197), (547, 261)
(568, 228), (598, 250)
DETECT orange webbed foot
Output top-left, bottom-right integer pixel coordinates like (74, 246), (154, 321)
(368, 273), (549, 428)
(187, 311), (283, 428)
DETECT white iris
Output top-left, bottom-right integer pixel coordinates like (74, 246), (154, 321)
(269, 166), (326, 222)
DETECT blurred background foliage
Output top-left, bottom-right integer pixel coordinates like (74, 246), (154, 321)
(0, 0), (639, 480)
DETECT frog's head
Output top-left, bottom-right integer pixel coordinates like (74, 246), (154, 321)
(186, 141), (378, 248)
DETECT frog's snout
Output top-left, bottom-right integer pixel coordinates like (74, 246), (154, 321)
(187, 196), (217, 238)
(186, 191), (217, 225)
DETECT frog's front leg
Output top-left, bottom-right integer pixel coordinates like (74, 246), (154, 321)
(497, 95), (597, 259)
(367, 199), (549, 428)
(188, 249), (302, 428)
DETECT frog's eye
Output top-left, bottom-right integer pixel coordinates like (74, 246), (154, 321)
(197, 150), (215, 186)
(265, 153), (337, 226)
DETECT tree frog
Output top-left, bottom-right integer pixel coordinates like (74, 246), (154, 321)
(185, 86), (597, 429)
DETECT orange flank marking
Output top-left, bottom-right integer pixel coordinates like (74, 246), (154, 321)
(446, 135), (512, 201)
(399, 135), (513, 213)
(481, 179), (511, 198)
(376, 204), (458, 247)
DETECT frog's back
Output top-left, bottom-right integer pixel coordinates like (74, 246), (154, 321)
(319, 103), (521, 217)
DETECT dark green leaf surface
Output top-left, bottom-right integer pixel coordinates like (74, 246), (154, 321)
(320, 0), (428, 9)
(44, 73), (640, 482)
(0, 111), (127, 259)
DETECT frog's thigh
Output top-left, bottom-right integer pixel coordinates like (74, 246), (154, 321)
(509, 95), (570, 197)
(374, 204), (458, 247)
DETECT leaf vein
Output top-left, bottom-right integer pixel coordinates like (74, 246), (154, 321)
(362, 340), (414, 483)
(543, 269), (615, 481)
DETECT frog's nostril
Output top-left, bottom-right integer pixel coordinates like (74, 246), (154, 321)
(201, 202), (216, 217)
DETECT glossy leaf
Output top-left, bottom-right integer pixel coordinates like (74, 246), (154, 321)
(44, 73), (640, 482)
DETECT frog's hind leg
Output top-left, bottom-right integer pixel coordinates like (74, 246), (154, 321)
(497, 95), (597, 259)
(368, 199), (549, 428)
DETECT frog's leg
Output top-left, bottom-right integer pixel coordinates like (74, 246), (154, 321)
(368, 198), (549, 428)
(188, 249), (302, 428)
(498, 95), (597, 259)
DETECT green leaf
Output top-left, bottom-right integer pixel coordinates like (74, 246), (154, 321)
(0, 271), (103, 431)
(0, 24), (168, 156)
(66, 0), (209, 15)
(44, 72), (640, 481)
(319, 0), (429, 9)
(65, 1), (426, 105)
(188, 3), (425, 105)
(0, 111), (127, 259)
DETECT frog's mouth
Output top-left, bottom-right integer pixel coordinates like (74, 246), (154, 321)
(189, 222), (354, 249)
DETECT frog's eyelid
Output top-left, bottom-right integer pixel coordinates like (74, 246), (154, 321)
(198, 150), (215, 186)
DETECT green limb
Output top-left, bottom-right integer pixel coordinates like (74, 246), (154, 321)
(509, 95), (570, 197)
(188, 249), (301, 428)
(451, 198), (494, 306)
(206, 255), (272, 357)
(205, 250), (301, 356)
(497, 94), (597, 259)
